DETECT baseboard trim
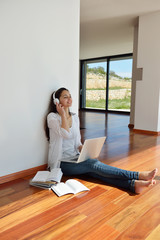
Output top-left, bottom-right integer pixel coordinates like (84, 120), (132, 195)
(0, 164), (47, 184)
(133, 129), (160, 135)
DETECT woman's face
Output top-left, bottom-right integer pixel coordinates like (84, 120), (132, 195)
(59, 90), (72, 107)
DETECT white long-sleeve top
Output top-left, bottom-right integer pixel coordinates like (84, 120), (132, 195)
(47, 112), (82, 169)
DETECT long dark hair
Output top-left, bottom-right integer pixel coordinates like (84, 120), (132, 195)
(44, 87), (69, 141)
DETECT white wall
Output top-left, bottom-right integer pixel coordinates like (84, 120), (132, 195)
(129, 23), (143, 126)
(134, 11), (160, 131)
(80, 18), (133, 59)
(0, 0), (80, 177)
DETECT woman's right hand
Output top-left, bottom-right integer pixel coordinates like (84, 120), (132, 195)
(56, 103), (70, 132)
(56, 103), (66, 117)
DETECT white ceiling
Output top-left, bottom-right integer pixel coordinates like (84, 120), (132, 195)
(80, 0), (160, 24)
(80, 0), (160, 58)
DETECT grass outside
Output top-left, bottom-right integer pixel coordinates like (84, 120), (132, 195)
(86, 96), (131, 110)
(108, 97), (131, 110)
(87, 87), (129, 90)
(86, 99), (106, 109)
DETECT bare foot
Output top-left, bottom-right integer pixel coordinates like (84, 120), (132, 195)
(134, 179), (156, 194)
(139, 168), (158, 181)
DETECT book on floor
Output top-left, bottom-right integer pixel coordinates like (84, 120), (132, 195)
(51, 179), (90, 197)
(29, 168), (63, 189)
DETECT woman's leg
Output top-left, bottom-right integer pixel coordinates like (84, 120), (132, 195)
(60, 159), (157, 193)
(134, 179), (156, 194)
(88, 172), (136, 192)
(87, 172), (156, 193)
(61, 159), (139, 180)
(61, 160), (136, 192)
(61, 159), (139, 192)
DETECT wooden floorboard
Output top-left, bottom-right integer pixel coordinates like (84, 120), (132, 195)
(0, 111), (160, 240)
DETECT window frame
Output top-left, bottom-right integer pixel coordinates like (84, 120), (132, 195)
(80, 53), (133, 113)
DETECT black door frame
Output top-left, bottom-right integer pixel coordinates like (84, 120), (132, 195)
(80, 53), (133, 114)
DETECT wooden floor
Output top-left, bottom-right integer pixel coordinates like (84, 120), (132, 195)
(1, 111), (160, 240)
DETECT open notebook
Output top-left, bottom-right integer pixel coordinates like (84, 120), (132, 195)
(61, 136), (106, 164)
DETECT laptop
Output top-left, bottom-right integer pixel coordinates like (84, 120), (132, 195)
(61, 136), (106, 163)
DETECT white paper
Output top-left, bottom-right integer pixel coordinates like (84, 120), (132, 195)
(51, 179), (89, 197)
(32, 171), (50, 182)
(66, 179), (89, 194)
(51, 183), (75, 196)
(31, 168), (63, 183)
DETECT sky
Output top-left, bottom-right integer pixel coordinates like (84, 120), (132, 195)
(88, 58), (133, 78)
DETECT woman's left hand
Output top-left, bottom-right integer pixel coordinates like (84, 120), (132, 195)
(78, 145), (83, 152)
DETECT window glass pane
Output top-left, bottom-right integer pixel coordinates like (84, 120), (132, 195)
(85, 61), (107, 110)
(108, 58), (132, 111)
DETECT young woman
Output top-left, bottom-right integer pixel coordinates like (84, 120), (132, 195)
(44, 87), (158, 194)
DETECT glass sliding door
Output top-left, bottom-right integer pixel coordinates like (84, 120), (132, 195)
(80, 54), (132, 112)
(108, 57), (132, 111)
(82, 60), (107, 110)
